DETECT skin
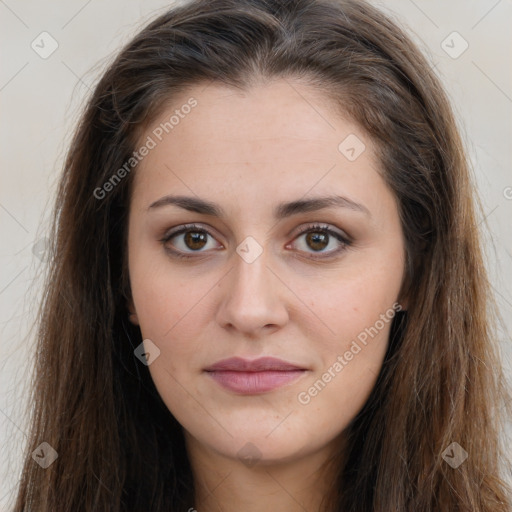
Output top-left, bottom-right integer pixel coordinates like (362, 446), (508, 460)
(126, 78), (406, 511)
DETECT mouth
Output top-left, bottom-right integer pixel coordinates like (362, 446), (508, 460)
(203, 356), (308, 394)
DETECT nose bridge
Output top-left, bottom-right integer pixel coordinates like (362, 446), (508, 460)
(230, 232), (271, 297)
(216, 238), (288, 334)
(230, 243), (273, 310)
(234, 245), (267, 295)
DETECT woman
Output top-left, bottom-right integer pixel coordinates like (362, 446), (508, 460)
(13, 0), (512, 510)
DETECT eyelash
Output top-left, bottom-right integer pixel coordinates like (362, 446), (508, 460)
(159, 223), (352, 260)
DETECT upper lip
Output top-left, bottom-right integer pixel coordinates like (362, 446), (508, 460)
(204, 357), (306, 372)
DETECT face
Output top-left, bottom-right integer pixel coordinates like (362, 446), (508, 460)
(126, 79), (406, 467)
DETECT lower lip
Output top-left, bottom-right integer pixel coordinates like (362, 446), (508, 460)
(206, 370), (306, 394)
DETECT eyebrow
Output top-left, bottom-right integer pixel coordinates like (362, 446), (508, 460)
(147, 194), (371, 218)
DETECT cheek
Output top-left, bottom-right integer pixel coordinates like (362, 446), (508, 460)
(126, 243), (404, 462)
(295, 289), (397, 430)
(128, 246), (210, 338)
(128, 256), (224, 393)
(292, 265), (402, 424)
(291, 261), (402, 409)
(294, 260), (402, 348)
(131, 285), (206, 373)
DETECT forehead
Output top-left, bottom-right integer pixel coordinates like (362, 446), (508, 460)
(140, 80), (350, 157)
(129, 79), (390, 218)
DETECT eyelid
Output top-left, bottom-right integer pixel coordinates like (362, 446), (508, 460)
(290, 222), (350, 242)
(160, 222), (351, 259)
(159, 223), (224, 250)
(161, 222), (220, 239)
(286, 222), (352, 258)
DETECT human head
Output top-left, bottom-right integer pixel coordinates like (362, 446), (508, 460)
(125, 77), (407, 498)
(14, 1), (511, 511)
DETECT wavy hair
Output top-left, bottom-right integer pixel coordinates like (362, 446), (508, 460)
(14, 0), (511, 510)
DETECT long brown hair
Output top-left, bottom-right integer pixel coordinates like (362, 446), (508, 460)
(13, 0), (511, 510)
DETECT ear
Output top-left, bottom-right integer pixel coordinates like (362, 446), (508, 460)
(398, 295), (408, 312)
(127, 299), (139, 325)
(397, 275), (411, 312)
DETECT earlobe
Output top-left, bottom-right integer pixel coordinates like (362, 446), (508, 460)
(398, 297), (408, 312)
(397, 276), (411, 312)
(127, 300), (139, 325)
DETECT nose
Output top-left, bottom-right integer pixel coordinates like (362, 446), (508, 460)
(215, 246), (289, 337)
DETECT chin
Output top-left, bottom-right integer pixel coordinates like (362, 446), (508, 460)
(192, 425), (320, 467)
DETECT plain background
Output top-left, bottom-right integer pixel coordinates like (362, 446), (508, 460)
(1, 0), (511, 509)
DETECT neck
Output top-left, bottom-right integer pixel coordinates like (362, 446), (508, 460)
(185, 434), (343, 512)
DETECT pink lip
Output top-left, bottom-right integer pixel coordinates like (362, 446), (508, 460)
(204, 357), (308, 394)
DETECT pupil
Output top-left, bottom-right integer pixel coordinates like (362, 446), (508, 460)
(182, 230), (329, 252)
(307, 232), (328, 251)
(185, 231), (207, 250)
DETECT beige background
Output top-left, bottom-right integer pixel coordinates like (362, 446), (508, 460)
(1, 0), (511, 508)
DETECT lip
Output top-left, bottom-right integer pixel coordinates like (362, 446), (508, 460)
(205, 356), (306, 372)
(204, 357), (308, 394)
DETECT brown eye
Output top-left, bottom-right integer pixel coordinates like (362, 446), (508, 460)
(183, 231), (208, 251)
(290, 224), (351, 258)
(160, 224), (222, 259)
(305, 231), (329, 251)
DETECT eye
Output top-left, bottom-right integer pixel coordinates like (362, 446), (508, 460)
(288, 223), (351, 258)
(159, 223), (222, 259)
(160, 222), (351, 260)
